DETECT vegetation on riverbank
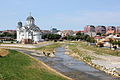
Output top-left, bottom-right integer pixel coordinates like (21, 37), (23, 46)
(35, 42), (61, 52)
(0, 49), (70, 80)
(78, 41), (120, 56)
(67, 41), (120, 56)
(66, 42), (93, 62)
(65, 41), (120, 78)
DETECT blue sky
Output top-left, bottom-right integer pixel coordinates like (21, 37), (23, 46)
(0, 0), (120, 31)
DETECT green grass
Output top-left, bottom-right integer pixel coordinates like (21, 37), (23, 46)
(66, 41), (120, 56)
(0, 50), (69, 80)
(35, 42), (61, 52)
(83, 56), (92, 62)
(76, 41), (120, 56)
(68, 43), (92, 62)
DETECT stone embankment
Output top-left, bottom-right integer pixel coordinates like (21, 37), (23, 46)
(65, 46), (120, 78)
(89, 62), (120, 78)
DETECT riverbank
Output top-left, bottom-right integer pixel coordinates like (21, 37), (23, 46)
(64, 41), (120, 78)
(0, 49), (71, 80)
(0, 41), (52, 48)
(1, 41), (120, 79)
(18, 46), (120, 80)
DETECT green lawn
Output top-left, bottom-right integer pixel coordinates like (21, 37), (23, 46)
(0, 49), (70, 80)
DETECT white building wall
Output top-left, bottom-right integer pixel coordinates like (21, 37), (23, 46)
(20, 33), (24, 41)
(33, 31), (40, 42)
(17, 30), (42, 42)
(17, 30), (19, 41)
(24, 31), (27, 39)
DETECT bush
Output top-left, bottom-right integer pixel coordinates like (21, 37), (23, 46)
(0, 48), (9, 57)
(42, 34), (61, 40)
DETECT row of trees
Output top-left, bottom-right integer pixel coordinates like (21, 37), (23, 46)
(42, 32), (95, 43)
(42, 34), (61, 40)
(0, 32), (16, 39)
(63, 32), (95, 43)
(0, 32), (95, 43)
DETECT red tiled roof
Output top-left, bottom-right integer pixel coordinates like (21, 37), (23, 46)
(64, 29), (74, 31)
(106, 30), (114, 34)
(74, 31), (84, 33)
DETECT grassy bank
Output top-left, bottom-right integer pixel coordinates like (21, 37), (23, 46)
(0, 49), (70, 80)
(65, 41), (120, 63)
(65, 41), (120, 78)
(77, 41), (120, 56)
(67, 41), (120, 56)
(67, 43), (93, 62)
(35, 42), (61, 52)
(0, 41), (52, 49)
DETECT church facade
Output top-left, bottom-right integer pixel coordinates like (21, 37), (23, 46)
(16, 15), (42, 44)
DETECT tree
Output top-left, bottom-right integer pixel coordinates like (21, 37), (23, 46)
(42, 34), (61, 40)
(109, 38), (114, 49)
(0, 32), (16, 39)
(62, 32), (96, 43)
(76, 32), (85, 40)
(96, 32), (101, 36)
(66, 36), (74, 40)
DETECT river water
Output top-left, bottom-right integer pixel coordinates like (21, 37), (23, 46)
(16, 47), (120, 80)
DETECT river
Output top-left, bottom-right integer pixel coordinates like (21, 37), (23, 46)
(16, 47), (120, 80)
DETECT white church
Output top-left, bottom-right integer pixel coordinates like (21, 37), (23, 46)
(16, 15), (42, 44)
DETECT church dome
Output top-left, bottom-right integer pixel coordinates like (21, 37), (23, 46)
(26, 16), (34, 21)
(18, 21), (22, 25)
(17, 21), (22, 27)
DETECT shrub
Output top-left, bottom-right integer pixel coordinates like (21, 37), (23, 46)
(0, 48), (9, 57)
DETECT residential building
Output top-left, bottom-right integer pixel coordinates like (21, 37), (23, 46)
(41, 30), (51, 34)
(57, 30), (74, 37)
(84, 32), (96, 37)
(50, 28), (59, 34)
(116, 26), (120, 34)
(74, 31), (84, 36)
(95, 26), (106, 34)
(107, 26), (116, 31)
(84, 25), (95, 33)
(106, 26), (116, 35)
(84, 25), (96, 37)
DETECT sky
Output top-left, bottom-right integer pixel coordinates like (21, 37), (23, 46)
(0, 0), (120, 31)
